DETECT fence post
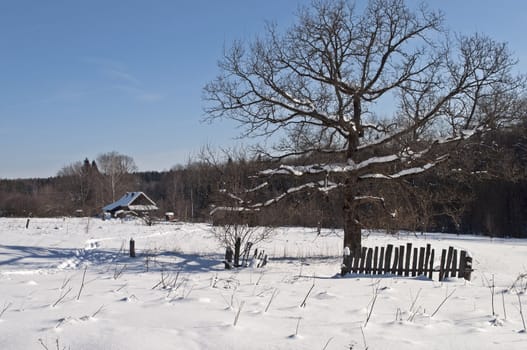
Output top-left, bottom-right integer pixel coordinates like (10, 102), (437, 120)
(412, 247), (418, 277)
(352, 249), (360, 273)
(234, 237), (241, 267)
(404, 243), (412, 277)
(384, 244), (392, 275)
(365, 248), (373, 274)
(398, 245), (405, 276)
(445, 246), (454, 278)
(428, 249), (435, 280)
(378, 246), (385, 275)
(392, 247), (399, 274)
(464, 255), (473, 281)
(424, 244), (431, 278)
(439, 249), (447, 281)
(129, 238), (136, 258)
(373, 247), (379, 274)
(418, 247), (425, 276)
(225, 247), (233, 269)
(458, 250), (467, 279)
(451, 249), (458, 278)
(359, 247), (367, 273)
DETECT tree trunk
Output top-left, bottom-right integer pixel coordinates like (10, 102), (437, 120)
(342, 175), (361, 273)
(342, 95), (362, 273)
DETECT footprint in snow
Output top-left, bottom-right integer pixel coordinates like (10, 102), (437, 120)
(85, 240), (100, 250)
(315, 291), (337, 299)
(120, 295), (139, 302)
(58, 258), (79, 269)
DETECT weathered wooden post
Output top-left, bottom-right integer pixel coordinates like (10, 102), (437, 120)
(373, 246), (379, 274)
(424, 244), (431, 277)
(391, 246), (399, 274)
(398, 245), (405, 276)
(365, 248), (373, 274)
(445, 246), (454, 278)
(439, 249), (447, 281)
(464, 254), (473, 281)
(418, 246), (425, 276)
(458, 250), (467, 279)
(385, 244), (393, 275)
(404, 243), (412, 277)
(428, 249), (435, 280)
(129, 238), (136, 258)
(234, 237), (241, 267)
(451, 249), (458, 278)
(225, 246), (233, 269)
(378, 246), (385, 275)
(359, 247), (367, 273)
(412, 247), (418, 277)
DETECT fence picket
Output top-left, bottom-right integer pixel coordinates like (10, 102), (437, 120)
(465, 255), (473, 280)
(379, 246), (385, 275)
(365, 248), (373, 274)
(385, 244), (393, 275)
(359, 247), (367, 274)
(373, 247), (379, 274)
(404, 243), (412, 276)
(352, 251), (360, 273)
(458, 250), (467, 279)
(398, 245), (405, 276)
(424, 244), (431, 277)
(445, 246), (454, 279)
(428, 249), (435, 280)
(418, 247), (425, 276)
(412, 247), (418, 277)
(343, 243), (472, 281)
(439, 249), (447, 281)
(451, 249), (458, 278)
(392, 247), (399, 274)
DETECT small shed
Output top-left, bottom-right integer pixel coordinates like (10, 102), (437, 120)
(103, 192), (158, 217)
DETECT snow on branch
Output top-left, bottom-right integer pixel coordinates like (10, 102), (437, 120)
(209, 206), (258, 216)
(260, 164), (349, 176)
(354, 195), (385, 202)
(360, 155), (448, 180)
(245, 182), (269, 193)
(358, 127), (481, 152)
(258, 153), (405, 177)
(354, 154), (400, 170)
(259, 127), (480, 178)
(211, 180), (342, 215)
(227, 192), (244, 203)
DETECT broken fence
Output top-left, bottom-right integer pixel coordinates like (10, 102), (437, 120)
(341, 243), (473, 281)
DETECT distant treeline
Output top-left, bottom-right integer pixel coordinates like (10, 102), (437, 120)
(1, 127), (526, 238)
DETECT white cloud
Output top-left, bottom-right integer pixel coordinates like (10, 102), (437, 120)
(105, 68), (140, 85)
(81, 56), (164, 103)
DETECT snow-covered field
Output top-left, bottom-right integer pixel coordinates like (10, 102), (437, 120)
(1, 218), (526, 349)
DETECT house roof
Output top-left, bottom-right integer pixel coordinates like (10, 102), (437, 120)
(102, 192), (158, 212)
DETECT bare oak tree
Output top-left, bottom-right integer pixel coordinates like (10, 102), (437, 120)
(203, 0), (525, 270)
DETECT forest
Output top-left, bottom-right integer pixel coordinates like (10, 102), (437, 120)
(1, 124), (526, 238)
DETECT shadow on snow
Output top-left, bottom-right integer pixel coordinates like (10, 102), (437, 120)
(0, 244), (225, 274)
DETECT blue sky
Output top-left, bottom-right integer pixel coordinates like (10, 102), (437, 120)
(1, 0), (525, 179)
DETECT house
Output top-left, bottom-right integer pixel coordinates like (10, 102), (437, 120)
(102, 192), (158, 218)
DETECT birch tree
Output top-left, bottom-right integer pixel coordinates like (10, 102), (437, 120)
(96, 151), (138, 202)
(203, 0), (525, 270)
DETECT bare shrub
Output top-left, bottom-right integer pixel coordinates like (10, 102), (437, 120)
(212, 222), (274, 265)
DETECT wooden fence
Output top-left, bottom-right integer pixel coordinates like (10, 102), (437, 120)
(341, 243), (473, 281)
